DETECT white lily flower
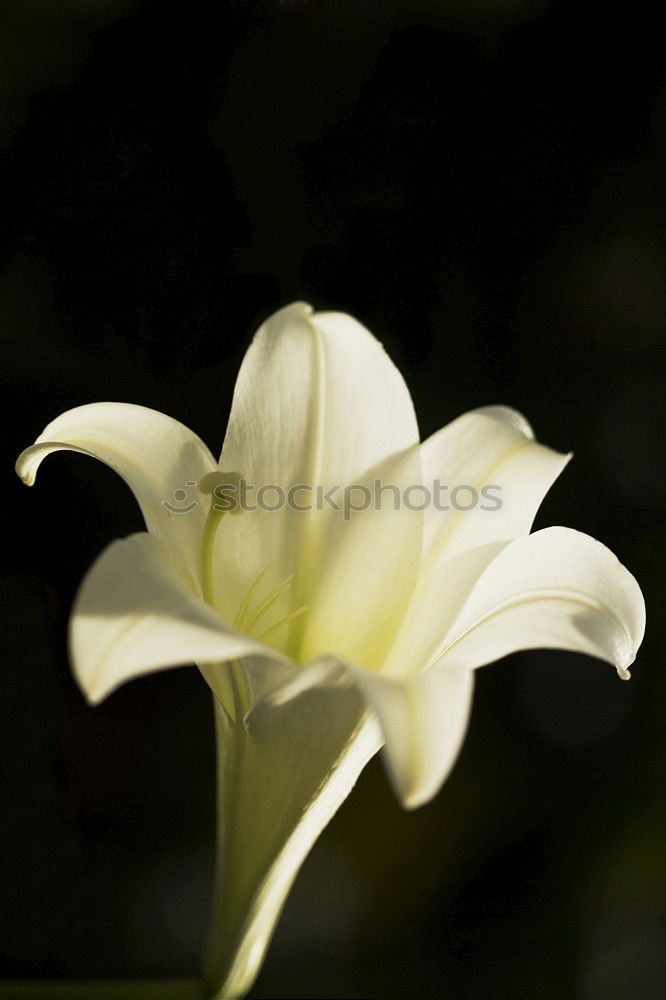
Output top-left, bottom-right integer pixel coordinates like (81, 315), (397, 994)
(16, 302), (645, 999)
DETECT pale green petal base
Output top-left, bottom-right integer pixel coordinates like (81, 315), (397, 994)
(203, 676), (381, 1000)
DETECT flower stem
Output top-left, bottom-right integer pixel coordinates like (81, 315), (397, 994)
(201, 670), (252, 1000)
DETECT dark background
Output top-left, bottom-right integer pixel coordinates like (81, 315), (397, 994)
(1, 1), (665, 997)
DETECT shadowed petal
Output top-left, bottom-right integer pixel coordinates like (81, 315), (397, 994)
(349, 662), (474, 809)
(204, 687), (381, 999)
(265, 654), (473, 811)
(70, 532), (284, 705)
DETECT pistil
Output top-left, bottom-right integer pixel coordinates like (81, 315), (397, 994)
(199, 471), (244, 607)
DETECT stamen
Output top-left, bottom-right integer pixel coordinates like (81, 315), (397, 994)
(201, 500), (225, 606)
(245, 574), (295, 633)
(259, 604), (309, 641)
(234, 562), (273, 630)
(199, 470), (244, 607)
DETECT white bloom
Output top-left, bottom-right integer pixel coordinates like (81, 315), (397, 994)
(16, 302), (645, 999)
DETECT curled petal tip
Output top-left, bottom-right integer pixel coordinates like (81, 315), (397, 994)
(616, 643), (638, 681)
(401, 789), (430, 812)
(15, 450), (36, 485)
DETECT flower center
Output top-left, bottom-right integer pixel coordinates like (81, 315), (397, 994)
(199, 472), (308, 647)
(233, 565), (308, 641)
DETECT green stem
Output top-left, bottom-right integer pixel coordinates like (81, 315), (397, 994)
(202, 671), (251, 1000)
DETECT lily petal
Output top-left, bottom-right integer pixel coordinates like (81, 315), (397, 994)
(349, 663), (474, 809)
(268, 654), (474, 810)
(214, 302), (421, 657)
(205, 689), (381, 999)
(16, 402), (217, 587)
(438, 527), (646, 678)
(296, 444), (423, 669)
(381, 540), (511, 678)
(222, 302), (418, 494)
(70, 532), (283, 705)
(421, 406), (571, 564)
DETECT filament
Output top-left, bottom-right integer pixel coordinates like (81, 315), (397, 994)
(259, 604), (309, 641)
(234, 562), (273, 630)
(244, 573), (295, 633)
